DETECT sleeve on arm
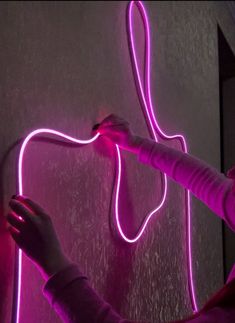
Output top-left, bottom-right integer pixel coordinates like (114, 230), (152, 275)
(138, 138), (235, 232)
(43, 263), (131, 323)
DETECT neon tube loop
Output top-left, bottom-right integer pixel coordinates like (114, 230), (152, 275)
(127, 1), (198, 312)
(115, 1), (168, 243)
(15, 129), (100, 323)
(14, 1), (197, 322)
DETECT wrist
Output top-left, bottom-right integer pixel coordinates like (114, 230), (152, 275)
(127, 135), (144, 154)
(39, 253), (72, 281)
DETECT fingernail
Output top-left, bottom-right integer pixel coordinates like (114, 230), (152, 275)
(92, 123), (100, 131)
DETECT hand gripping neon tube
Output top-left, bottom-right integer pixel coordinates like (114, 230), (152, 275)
(126, 1), (198, 312)
(14, 129), (100, 323)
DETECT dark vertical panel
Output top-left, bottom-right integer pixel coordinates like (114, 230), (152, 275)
(218, 26), (235, 280)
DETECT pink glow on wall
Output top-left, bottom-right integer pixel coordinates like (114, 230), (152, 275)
(126, 0), (198, 312)
(13, 1), (198, 322)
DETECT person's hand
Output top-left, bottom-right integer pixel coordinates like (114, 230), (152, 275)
(6, 195), (71, 280)
(93, 114), (143, 154)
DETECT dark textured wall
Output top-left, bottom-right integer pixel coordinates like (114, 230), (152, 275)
(0, 1), (235, 322)
(223, 77), (235, 278)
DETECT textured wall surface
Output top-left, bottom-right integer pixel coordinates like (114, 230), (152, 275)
(0, 1), (235, 323)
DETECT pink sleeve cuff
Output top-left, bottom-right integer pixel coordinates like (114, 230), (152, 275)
(43, 263), (87, 306)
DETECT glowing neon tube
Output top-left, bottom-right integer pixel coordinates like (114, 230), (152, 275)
(115, 144), (167, 243)
(15, 129), (100, 323)
(13, 1), (198, 321)
(126, 1), (198, 312)
(115, 0), (168, 242)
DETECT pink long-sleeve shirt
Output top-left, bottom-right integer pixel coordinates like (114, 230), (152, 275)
(43, 138), (235, 322)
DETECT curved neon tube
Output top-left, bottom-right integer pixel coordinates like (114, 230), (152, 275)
(115, 145), (167, 243)
(15, 129), (100, 323)
(18, 129), (100, 194)
(115, 2), (168, 241)
(14, 1), (198, 322)
(126, 1), (198, 312)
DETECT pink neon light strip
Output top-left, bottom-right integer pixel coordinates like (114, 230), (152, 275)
(125, 1), (198, 312)
(16, 129), (100, 323)
(14, 1), (197, 321)
(114, 0), (168, 243)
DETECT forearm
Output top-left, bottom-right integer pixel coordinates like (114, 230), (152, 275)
(130, 136), (235, 230)
(43, 263), (131, 323)
(39, 253), (72, 281)
(125, 135), (145, 154)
